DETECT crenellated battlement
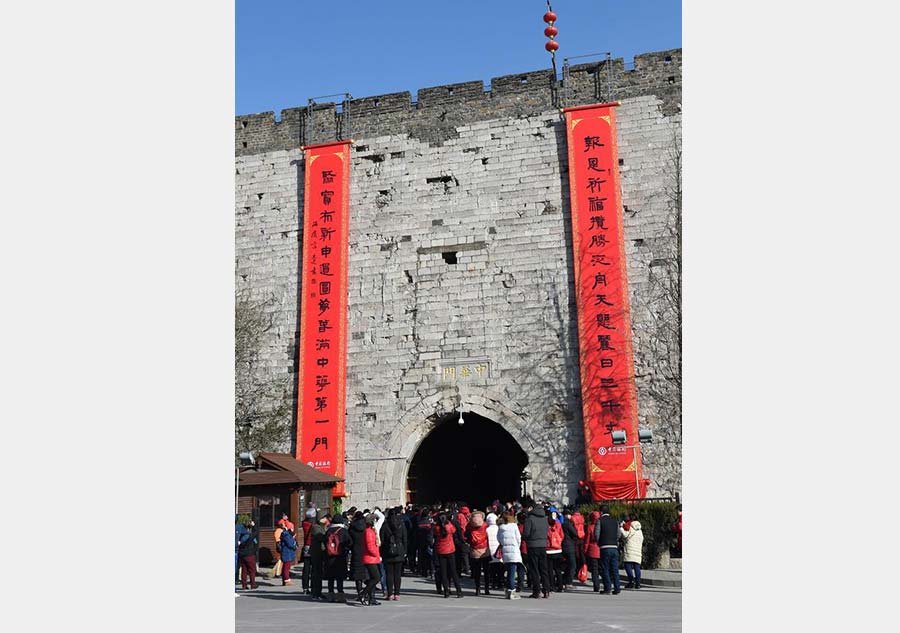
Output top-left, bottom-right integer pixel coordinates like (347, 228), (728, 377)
(235, 48), (680, 155)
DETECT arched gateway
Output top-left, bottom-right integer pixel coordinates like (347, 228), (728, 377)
(406, 412), (528, 508)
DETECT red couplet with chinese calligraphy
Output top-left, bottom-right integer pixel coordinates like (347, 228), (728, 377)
(563, 103), (647, 500)
(296, 140), (352, 498)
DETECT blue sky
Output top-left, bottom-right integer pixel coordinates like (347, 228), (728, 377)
(236, 1), (681, 116)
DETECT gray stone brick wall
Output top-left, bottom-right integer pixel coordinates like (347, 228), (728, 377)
(235, 49), (682, 508)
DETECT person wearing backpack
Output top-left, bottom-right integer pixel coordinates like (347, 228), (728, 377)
(379, 507), (408, 600)
(433, 513), (463, 598)
(324, 514), (351, 599)
(464, 510), (491, 596)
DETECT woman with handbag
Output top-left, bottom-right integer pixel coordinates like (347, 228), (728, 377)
(497, 512), (522, 599)
(464, 511), (491, 596)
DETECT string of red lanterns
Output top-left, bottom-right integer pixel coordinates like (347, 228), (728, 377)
(544, 5), (559, 52)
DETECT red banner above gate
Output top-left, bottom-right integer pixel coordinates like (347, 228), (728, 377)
(296, 140), (352, 498)
(562, 103), (647, 500)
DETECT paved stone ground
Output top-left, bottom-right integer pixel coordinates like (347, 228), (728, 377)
(236, 570), (681, 632)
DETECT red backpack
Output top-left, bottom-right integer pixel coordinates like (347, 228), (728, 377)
(326, 527), (344, 556)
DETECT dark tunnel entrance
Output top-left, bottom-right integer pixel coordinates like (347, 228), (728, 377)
(406, 412), (529, 509)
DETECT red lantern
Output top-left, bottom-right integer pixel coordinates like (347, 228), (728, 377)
(544, 26), (558, 37)
(543, 11), (557, 24)
(545, 40), (559, 52)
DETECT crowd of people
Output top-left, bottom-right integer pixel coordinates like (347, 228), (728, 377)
(236, 495), (665, 605)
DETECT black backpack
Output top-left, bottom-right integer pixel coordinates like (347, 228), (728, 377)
(387, 530), (402, 557)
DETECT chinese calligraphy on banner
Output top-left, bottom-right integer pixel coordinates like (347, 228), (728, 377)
(562, 103), (647, 500)
(296, 140), (352, 498)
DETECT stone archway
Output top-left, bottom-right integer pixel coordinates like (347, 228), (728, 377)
(367, 388), (562, 508)
(406, 412), (528, 508)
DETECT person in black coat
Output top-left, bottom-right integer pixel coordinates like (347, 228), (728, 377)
(348, 512), (369, 598)
(237, 519), (259, 590)
(521, 498), (552, 598)
(403, 505), (417, 573)
(561, 508), (579, 590)
(592, 504), (622, 594)
(309, 510), (329, 600)
(416, 509), (435, 579)
(324, 514), (352, 598)
(379, 507), (409, 600)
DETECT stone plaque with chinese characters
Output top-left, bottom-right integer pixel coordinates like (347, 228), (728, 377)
(440, 358), (491, 383)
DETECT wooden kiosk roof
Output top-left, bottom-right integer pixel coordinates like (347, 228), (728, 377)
(238, 452), (343, 488)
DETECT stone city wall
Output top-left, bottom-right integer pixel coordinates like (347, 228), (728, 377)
(235, 49), (682, 508)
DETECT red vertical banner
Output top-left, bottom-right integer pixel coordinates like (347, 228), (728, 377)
(563, 103), (647, 500)
(296, 140), (352, 498)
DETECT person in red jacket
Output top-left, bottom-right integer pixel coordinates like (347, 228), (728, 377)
(571, 510), (586, 573)
(464, 511), (491, 596)
(584, 511), (602, 592)
(433, 514), (463, 598)
(546, 509), (565, 592)
(359, 514), (382, 606)
(516, 511), (529, 593)
(456, 506), (471, 576)
(673, 504), (682, 557)
(301, 509), (315, 594)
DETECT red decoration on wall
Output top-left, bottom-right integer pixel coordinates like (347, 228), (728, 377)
(562, 103), (647, 500)
(296, 140), (352, 498)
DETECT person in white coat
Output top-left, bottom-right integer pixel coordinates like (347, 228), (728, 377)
(485, 512), (505, 591)
(372, 508), (387, 595)
(619, 516), (644, 589)
(497, 512), (523, 599)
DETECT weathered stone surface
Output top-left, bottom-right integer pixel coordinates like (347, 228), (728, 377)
(235, 49), (682, 508)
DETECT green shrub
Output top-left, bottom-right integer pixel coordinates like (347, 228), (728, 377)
(236, 513), (252, 526)
(576, 501), (678, 569)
